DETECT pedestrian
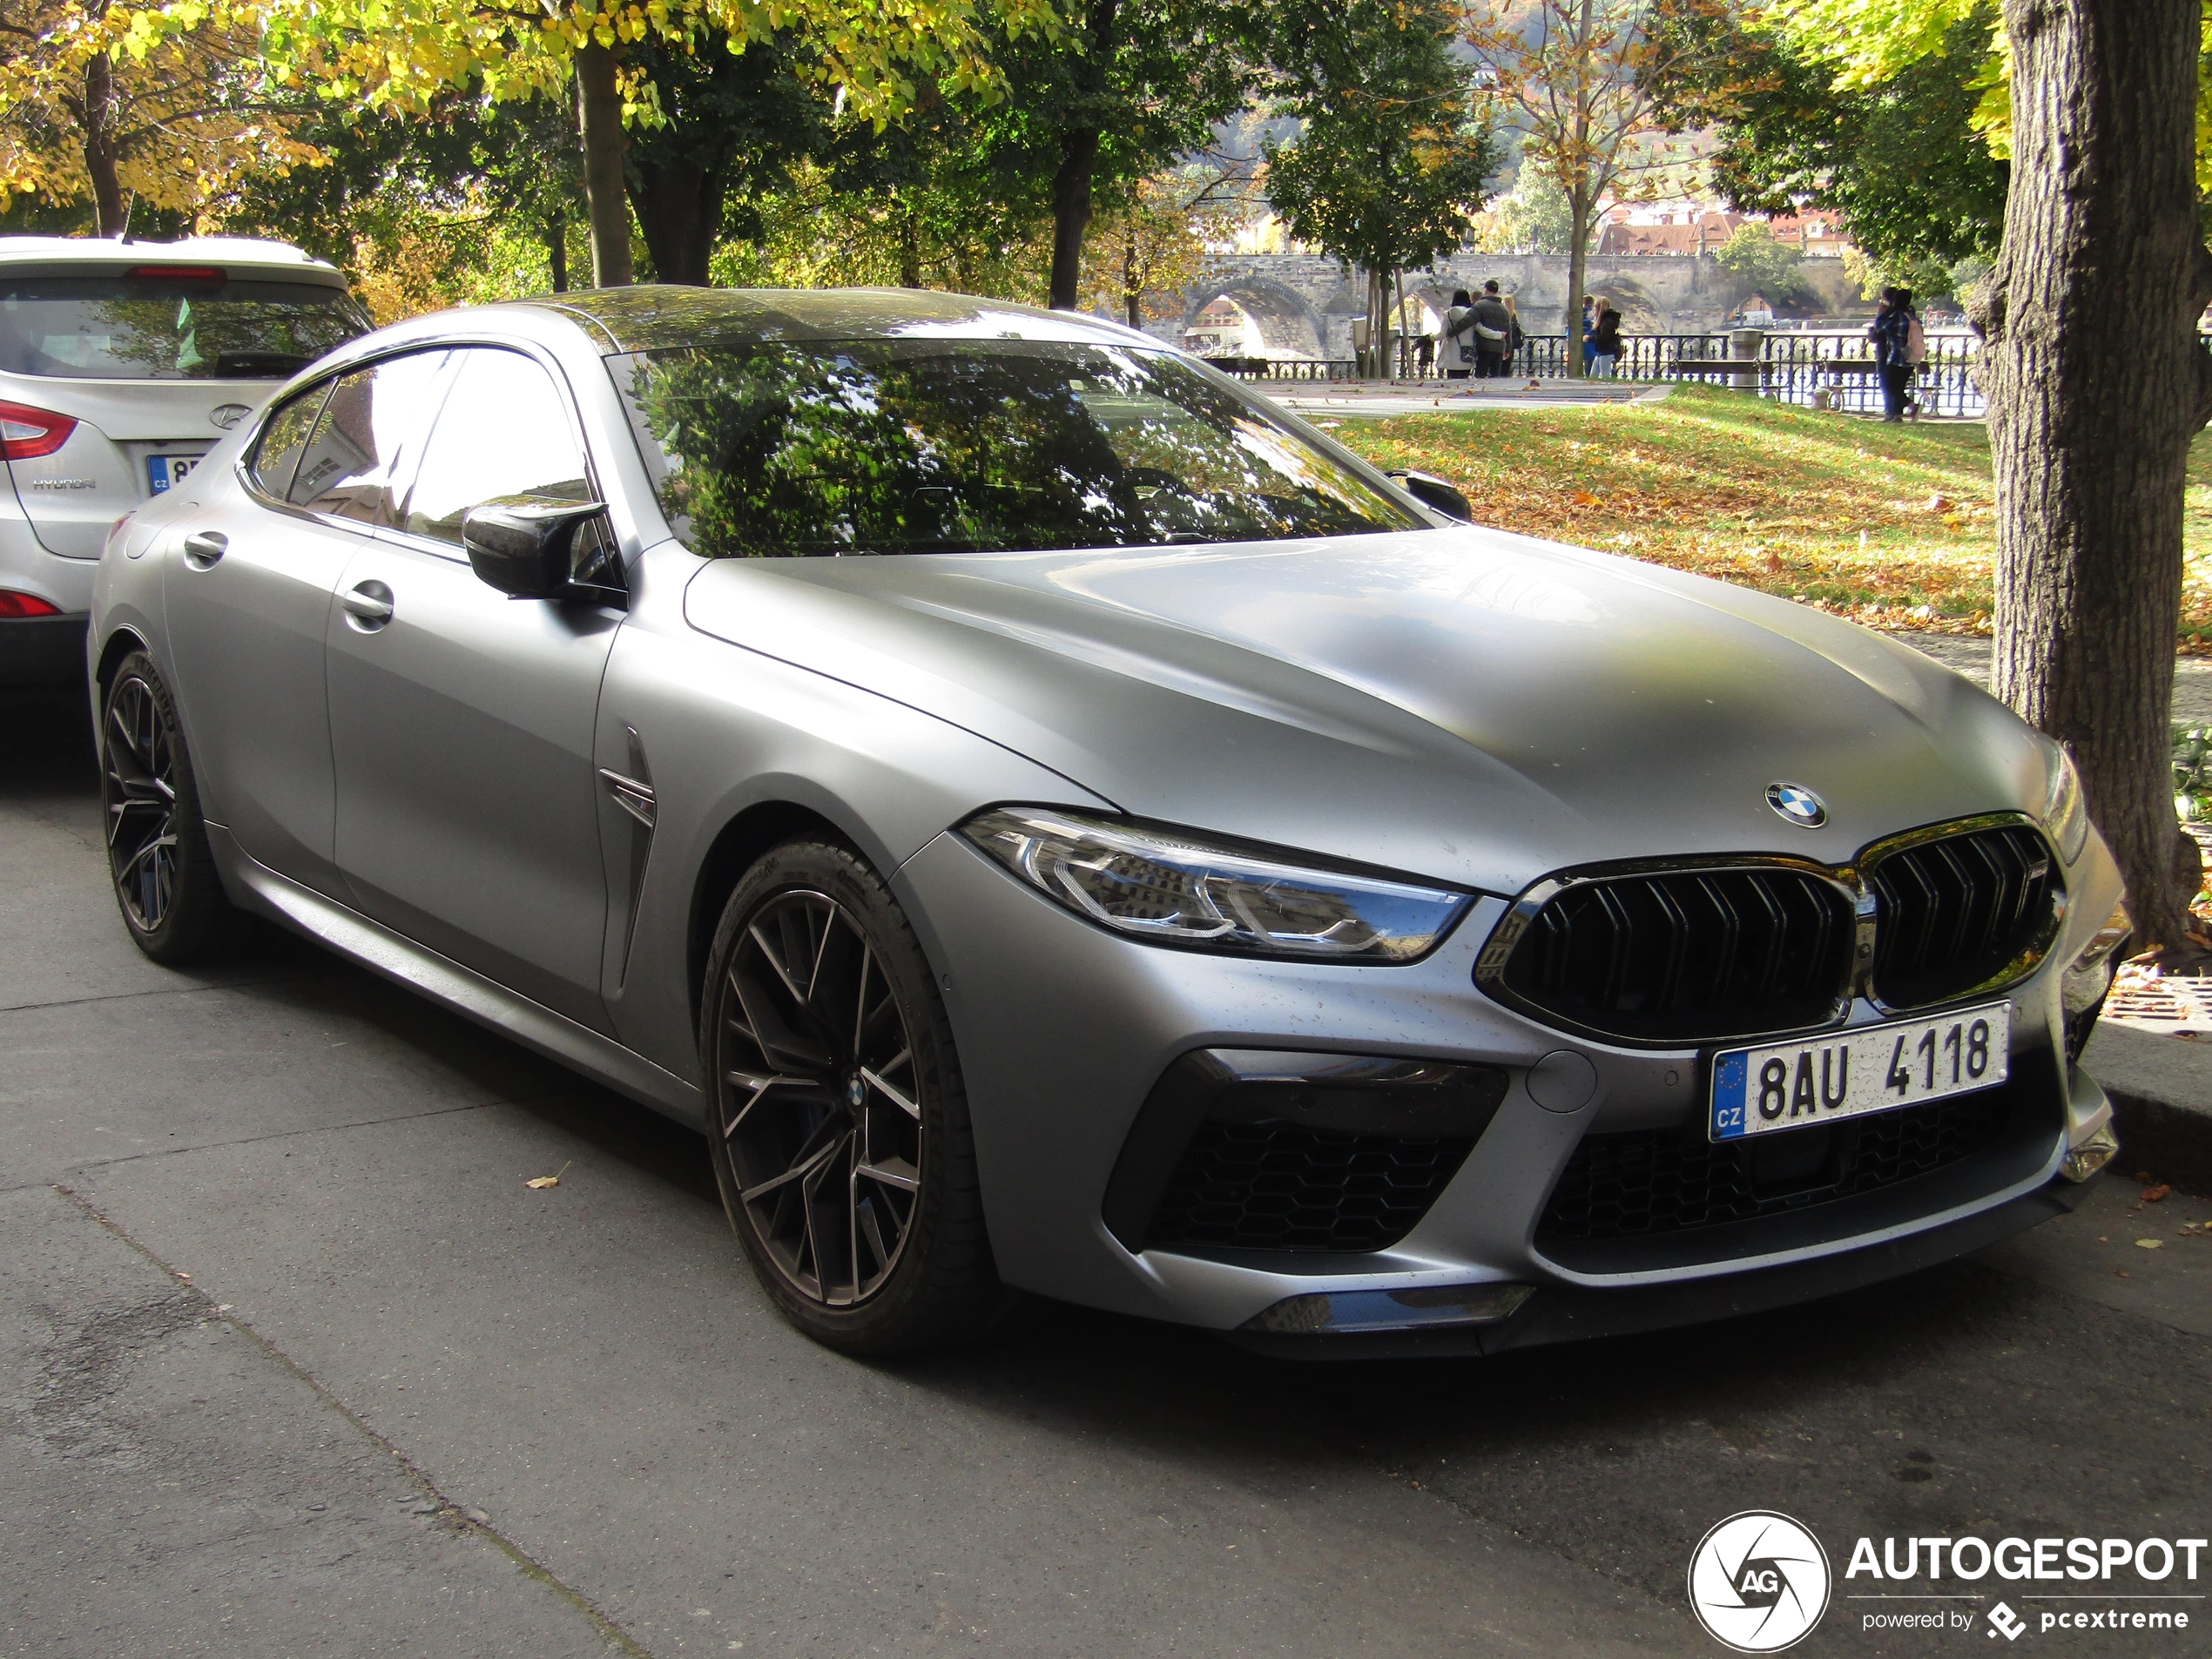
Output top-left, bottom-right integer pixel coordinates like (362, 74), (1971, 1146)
(1441, 288), (1478, 380)
(1581, 295), (1597, 374)
(1589, 300), (1622, 377)
(1867, 285), (1921, 421)
(1472, 280), (1515, 379)
(1501, 290), (1525, 377)
(1415, 327), (1435, 379)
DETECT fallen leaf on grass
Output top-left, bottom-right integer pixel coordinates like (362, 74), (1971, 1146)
(2143, 1184), (2173, 1202)
(2136, 1238), (2164, 1249)
(525, 1161), (573, 1191)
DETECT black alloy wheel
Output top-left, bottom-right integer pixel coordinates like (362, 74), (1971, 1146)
(701, 841), (1007, 1352)
(99, 652), (245, 963)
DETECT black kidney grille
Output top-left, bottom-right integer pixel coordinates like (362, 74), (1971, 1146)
(1538, 1091), (2011, 1244)
(1868, 825), (2057, 1009)
(1144, 1123), (1474, 1253)
(1497, 867), (1854, 1042)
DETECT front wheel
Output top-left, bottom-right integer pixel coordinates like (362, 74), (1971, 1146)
(699, 840), (1008, 1353)
(99, 651), (246, 964)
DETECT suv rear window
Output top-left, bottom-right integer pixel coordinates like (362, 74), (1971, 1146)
(0, 272), (370, 380)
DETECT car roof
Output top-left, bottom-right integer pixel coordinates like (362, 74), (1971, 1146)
(514, 285), (1166, 355)
(0, 235), (349, 287)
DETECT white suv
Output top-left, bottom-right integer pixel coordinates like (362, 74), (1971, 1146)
(0, 236), (370, 686)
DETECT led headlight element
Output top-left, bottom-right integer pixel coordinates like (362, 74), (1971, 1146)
(960, 808), (1474, 962)
(2042, 745), (2092, 863)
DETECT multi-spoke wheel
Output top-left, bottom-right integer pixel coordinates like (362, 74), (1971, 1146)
(98, 652), (244, 963)
(701, 840), (1007, 1352)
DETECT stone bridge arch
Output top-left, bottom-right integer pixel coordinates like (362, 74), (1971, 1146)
(1177, 274), (1329, 361)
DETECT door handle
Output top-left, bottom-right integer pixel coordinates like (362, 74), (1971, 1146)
(341, 581), (394, 631)
(181, 530), (226, 570)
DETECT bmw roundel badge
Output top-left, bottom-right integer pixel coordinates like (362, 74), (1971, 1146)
(1765, 781), (1827, 828)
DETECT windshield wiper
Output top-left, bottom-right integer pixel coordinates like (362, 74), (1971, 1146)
(211, 350), (311, 379)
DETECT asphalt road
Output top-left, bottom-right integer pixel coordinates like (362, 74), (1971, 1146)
(4, 685), (2209, 1659)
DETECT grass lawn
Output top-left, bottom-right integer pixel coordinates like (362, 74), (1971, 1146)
(1327, 384), (2212, 652)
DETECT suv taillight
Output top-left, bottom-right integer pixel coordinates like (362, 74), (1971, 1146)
(0, 399), (78, 460)
(0, 589), (63, 618)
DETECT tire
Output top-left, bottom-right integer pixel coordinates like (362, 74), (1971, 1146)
(99, 651), (247, 964)
(698, 840), (1009, 1354)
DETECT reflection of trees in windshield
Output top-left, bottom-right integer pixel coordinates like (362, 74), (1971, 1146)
(0, 280), (369, 380)
(619, 342), (1416, 556)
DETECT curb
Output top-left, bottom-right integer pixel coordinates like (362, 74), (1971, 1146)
(2081, 1022), (2212, 1195)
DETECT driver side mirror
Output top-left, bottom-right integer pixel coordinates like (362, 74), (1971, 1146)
(1386, 469), (1474, 523)
(462, 496), (610, 600)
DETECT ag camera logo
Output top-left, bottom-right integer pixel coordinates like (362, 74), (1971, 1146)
(1689, 1511), (1832, 1652)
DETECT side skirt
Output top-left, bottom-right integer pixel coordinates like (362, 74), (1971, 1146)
(207, 825), (706, 1130)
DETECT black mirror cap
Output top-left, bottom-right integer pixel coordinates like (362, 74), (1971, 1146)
(462, 496), (608, 599)
(1386, 469), (1474, 523)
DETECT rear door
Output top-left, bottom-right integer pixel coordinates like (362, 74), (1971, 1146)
(161, 351), (450, 892)
(325, 345), (622, 1031)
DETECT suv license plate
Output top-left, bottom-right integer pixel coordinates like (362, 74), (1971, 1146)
(1710, 1004), (2010, 1142)
(148, 454), (202, 493)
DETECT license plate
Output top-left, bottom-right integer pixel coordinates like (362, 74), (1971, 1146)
(148, 454), (203, 493)
(1710, 1004), (2010, 1142)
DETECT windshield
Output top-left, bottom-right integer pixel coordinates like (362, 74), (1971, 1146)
(0, 273), (370, 380)
(610, 340), (1421, 556)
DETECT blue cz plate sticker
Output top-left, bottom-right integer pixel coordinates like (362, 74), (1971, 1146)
(1709, 1003), (2011, 1142)
(148, 454), (203, 493)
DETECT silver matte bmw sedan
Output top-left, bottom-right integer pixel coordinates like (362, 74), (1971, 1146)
(88, 287), (2132, 1356)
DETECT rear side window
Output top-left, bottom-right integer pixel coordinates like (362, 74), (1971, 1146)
(289, 351), (452, 524)
(248, 382), (330, 501)
(401, 348), (594, 545)
(0, 273), (370, 380)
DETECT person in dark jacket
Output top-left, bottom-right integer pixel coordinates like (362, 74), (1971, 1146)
(1471, 280), (1515, 378)
(1589, 301), (1623, 377)
(1440, 288), (1478, 380)
(1868, 286), (1919, 421)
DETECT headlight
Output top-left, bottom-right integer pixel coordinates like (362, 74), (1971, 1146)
(959, 807), (1474, 962)
(2042, 745), (2091, 863)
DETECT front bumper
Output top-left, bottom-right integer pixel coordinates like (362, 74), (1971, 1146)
(896, 827), (2116, 1348)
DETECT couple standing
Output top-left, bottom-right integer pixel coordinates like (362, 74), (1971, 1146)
(1443, 281), (1522, 378)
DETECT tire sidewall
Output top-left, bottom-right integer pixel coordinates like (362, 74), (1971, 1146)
(698, 839), (979, 1352)
(100, 651), (233, 962)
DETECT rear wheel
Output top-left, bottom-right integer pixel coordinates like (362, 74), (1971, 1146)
(699, 840), (1007, 1353)
(100, 651), (246, 963)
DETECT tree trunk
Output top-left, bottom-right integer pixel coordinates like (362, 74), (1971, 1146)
(1565, 179), (1592, 381)
(1123, 228), (1141, 329)
(547, 216), (568, 293)
(1049, 129), (1101, 310)
(898, 206), (923, 288)
(631, 153), (725, 285)
(1973, 0), (2212, 954)
(576, 45), (634, 288)
(83, 52), (125, 239)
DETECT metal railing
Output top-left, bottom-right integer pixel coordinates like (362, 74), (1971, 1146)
(1211, 330), (1995, 418)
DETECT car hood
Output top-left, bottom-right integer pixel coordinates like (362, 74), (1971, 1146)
(681, 527), (2049, 895)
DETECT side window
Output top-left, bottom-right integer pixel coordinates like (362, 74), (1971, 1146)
(289, 349), (452, 524)
(247, 382), (330, 501)
(401, 348), (596, 549)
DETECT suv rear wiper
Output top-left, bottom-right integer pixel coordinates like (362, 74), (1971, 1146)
(211, 351), (311, 378)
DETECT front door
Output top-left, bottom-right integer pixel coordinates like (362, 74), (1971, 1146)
(325, 345), (621, 1031)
